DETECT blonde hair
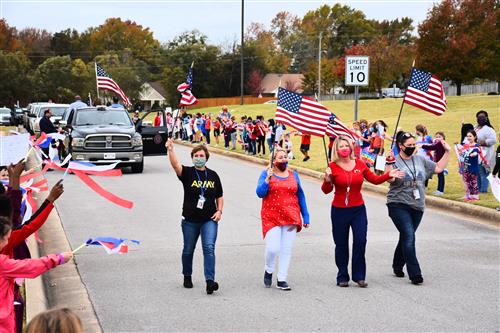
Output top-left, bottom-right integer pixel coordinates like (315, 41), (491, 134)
(26, 308), (83, 333)
(331, 136), (355, 163)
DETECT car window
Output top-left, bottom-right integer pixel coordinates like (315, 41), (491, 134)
(75, 110), (132, 126)
(0, 108), (10, 114)
(40, 106), (67, 117)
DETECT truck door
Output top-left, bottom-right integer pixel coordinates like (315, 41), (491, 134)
(138, 110), (169, 156)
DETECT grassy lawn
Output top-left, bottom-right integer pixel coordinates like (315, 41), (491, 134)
(188, 94), (500, 209)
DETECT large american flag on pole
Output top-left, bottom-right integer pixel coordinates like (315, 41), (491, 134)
(326, 113), (359, 141)
(403, 68), (447, 116)
(96, 63), (131, 105)
(177, 67), (197, 106)
(276, 87), (331, 136)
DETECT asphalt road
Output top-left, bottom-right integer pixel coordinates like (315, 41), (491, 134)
(45, 145), (499, 332)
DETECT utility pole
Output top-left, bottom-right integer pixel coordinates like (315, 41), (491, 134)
(317, 32), (322, 101)
(240, 0), (244, 105)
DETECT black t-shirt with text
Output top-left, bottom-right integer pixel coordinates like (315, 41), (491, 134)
(178, 165), (223, 223)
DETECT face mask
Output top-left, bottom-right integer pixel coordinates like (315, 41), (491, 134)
(274, 161), (288, 172)
(477, 117), (487, 126)
(338, 148), (351, 158)
(401, 146), (416, 156)
(193, 157), (206, 168)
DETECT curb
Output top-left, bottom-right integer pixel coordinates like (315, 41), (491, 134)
(175, 140), (499, 225)
(26, 159), (102, 332)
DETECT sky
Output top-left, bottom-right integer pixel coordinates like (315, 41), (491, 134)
(1, 0), (436, 45)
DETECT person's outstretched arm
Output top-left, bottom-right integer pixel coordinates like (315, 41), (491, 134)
(166, 138), (182, 177)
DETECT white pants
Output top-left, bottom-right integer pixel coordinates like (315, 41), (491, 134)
(264, 225), (297, 281)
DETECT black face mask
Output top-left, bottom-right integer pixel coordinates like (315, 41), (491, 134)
(401, 146), (416, 156)
(477, 117), (487, 126)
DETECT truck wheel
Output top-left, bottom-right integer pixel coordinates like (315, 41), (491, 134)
(131, 160), (144, 173)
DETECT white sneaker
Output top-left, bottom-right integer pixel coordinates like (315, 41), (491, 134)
(432, 191), (444, 196)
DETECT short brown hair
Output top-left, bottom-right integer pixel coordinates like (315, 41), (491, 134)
(26, 308), (83, 333)
(191, 145), (210, 160)
(435, 131), (445, 139)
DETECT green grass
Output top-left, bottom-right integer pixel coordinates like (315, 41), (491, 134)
(190, 94), (500, 209)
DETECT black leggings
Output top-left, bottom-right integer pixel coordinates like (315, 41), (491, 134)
(257, 136), (266, 155)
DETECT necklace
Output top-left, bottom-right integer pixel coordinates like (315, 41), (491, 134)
(343, 168), (353, 206)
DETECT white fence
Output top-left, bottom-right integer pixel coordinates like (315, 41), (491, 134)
(320, 92), (379, 101)
(443, 81), (498, 96)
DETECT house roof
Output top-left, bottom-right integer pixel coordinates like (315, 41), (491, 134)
(140, 81), (167, 101)
(261, 74), (304, 94)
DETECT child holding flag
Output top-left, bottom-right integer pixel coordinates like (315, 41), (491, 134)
(0, 216), (73, 333)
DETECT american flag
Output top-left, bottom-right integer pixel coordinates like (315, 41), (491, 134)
(326, 113), (359, 141)
(276, 87), (331, 136)
(404, 68), (446, 116)
(95, 63), (131, 105)
(177, 67), (197, 106)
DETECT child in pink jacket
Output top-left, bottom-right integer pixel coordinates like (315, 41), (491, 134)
(0, 216), (73, 333)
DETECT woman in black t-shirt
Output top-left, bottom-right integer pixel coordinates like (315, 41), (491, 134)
(166, 139), (224, 295)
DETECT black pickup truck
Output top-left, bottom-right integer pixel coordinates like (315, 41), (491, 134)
(59, 107), (144, 173)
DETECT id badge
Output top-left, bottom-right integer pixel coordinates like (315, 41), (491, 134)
(413, 188), (420, 200)
(197, 195), (206, 209)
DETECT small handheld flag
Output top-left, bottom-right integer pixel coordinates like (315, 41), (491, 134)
(84, 237), (140, 254)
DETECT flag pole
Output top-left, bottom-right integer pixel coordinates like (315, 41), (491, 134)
(95, 62), (100, 101)
(322, 137), (330, 167)
(72, 242), (87, 254)
(390, 59), (415, 150)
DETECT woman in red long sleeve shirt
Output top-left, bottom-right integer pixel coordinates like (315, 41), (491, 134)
(321, 136), (403, 288)
(0, 216), (73, 333)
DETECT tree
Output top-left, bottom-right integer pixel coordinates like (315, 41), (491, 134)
(301, 58), (338, 95)
(301, 4), (376, 58)
(33, 56), (74, 101)
(94, 52), (150, 104)
(0, 51), (32, 105)
(371, 18), (415, 45)
(17, 28), (52, 65)
(365, 37), (414, 94)
(51, 29), (92, 61)
(88, 18), (160, 63)
(0, 19), (21, 51)
(245, 69), (264, 96)
(417, 0), (499, 95)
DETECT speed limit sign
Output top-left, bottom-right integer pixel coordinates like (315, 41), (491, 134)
(345, 56), (369, 86)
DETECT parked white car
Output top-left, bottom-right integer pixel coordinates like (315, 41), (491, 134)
(0, 107), (11, 125)
(25, 103), (69, 134)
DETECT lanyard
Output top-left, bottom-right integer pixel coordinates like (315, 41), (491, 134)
(401, 156), (417, 184)
(194, 169), (208, 197)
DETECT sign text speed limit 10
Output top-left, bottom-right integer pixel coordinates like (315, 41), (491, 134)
(345, 56), (369, 86)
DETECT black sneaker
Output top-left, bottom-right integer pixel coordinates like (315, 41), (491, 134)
(410, 275), (424, 285)
(206, 280), (219, 294)
(276, 281), (291, 291)
(393, 268), (405, 278)
(264, 271), (272, 288)
(183, 276), (193, 288)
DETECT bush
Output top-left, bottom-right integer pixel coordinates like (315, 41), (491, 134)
(359, 96), (381, 100)
(487, 92), (498, 95)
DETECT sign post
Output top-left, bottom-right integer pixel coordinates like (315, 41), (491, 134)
(345, 56), (369, 121)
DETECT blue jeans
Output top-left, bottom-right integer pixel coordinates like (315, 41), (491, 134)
(437, 172), (445, 193)
(387, 203), (424, 279)
(181, 219), (218, 281)
(267, 138), (274, 154)
(331, 205), (368, 283)
(478, 165), (490, 193)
